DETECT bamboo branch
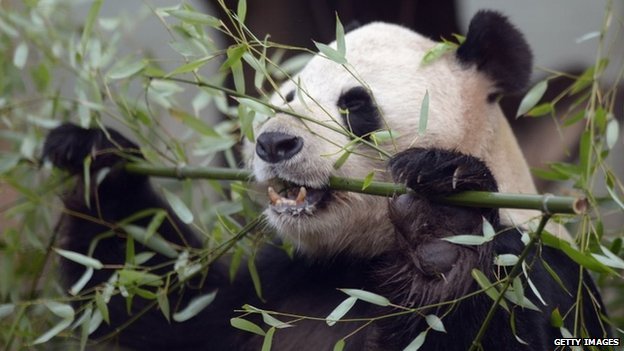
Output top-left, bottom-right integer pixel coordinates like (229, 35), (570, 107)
(124, 163), (588, 215)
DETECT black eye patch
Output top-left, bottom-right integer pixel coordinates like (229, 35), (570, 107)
(336, 86), (381, 138)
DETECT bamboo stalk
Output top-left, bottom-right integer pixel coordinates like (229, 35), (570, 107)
(124, 163), (587, 214)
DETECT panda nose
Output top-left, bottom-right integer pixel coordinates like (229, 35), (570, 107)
(256, 132), (303, 163)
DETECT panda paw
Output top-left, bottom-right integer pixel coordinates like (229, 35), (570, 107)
(43, 123), (139, 174)
(388, 148), (498, 196)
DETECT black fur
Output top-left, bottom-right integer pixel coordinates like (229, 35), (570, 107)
(456, 10), (533, 97)
(44, 125), (609, 350)
(337, 86), (382, 138)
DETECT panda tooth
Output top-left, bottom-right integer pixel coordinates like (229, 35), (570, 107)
(295, 187), (307, 204)
(268, 187), (282, 205)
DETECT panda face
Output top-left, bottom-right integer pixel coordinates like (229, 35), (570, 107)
(248, 21), (536, 256)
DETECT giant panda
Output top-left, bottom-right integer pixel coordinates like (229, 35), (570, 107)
(43, 10), (609, 351)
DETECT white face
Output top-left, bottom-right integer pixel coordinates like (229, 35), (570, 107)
(248, 23), (513, 257)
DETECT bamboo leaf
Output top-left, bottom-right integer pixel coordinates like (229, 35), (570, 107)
(33, 318), (73, 345)
(123, 224), (178, 258)
(69, 267), (94, 296)
(334, 339), (346, 351)
(237, 0), (247, 24)
(163, 188), (194, 224)
(516, 80), (548, 117)
(326, 296), (357, 326)
(13, 41), (28, 69)
(421, 42), (455, 66)
(167, 9), (221, 27)
(95, 291), (110, 324)
(261, 327), (275, 351)
(418, 91), (429, 135)
(314, 42), (346, 64)
(441, 235), (490, 246)
(340, 288), (390, 306)
(606, 119), (619, 150)
(157, 289), (171, 322)
(335, 14), (346, 57)
(403, 330), (428, 351)
(248, 257), (264, 300)
(425, 314), (446, 333)
(173, 291), (217, 322)
(262, 312), (293, 329)
(482, 217), (495, 239)
(80, 0), (103, 53)
(54, 248), (103, 270)
(471, 269), (509, 312)
(526, 102), (553, 117)
(494, 254), (519, 266)
(236, 97), (275, 117)
(107, 59), (146, 80)
(550, 308), (563, 328)
(230, 317), (266, 336)
(362, 172), (375, 191)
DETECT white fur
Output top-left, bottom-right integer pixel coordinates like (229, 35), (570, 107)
(247, 22), (557, 256)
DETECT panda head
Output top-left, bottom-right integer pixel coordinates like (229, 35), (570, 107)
(248, 11), (536, 257)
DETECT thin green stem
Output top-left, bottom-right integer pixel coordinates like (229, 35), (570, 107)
(124, 163), (587, 214)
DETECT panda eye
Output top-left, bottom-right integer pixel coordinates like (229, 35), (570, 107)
(337, 87), (381, 138)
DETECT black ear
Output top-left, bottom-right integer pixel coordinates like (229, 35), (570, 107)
(456, 10), (533, 96)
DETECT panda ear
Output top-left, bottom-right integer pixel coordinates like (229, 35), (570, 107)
(456, 10), (533, 96)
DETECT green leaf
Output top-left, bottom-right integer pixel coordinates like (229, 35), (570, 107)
(333, 339), (346, 351)
(493, 254), (519, 266)
(118, 269), (163, 287)
(236, 97), (275, 117)
(526, 102), (553, 117)
(167, 9), (221, 27)
(33, 318), (73, 345)
(314, 42), (346, 64)
(230, 317), (266, 336)
(441, 235), (491, 246)
(46, 301), (75, 319)
(261, 327), (275, 351)
(606, 186), (624, 211)
(69, 267), (94, 296)
(471, 269), (509, 312)
(166, 56), (213, 77)
(95, 291), (110, 324)
(335, 14), (346, 57)
(425, 314), (446, 333)
(482, 217), (495, 239)
(237, 0), (247, 24)
(418, 91), (429, 135)
(80, 0), (103, 53)
(550, 308), (563, 328)
(421, 42), (456, 66)
(13, 42), (28, 69)
(371, 130), (398, 144)
(362, 172), (375, 191)
(541, 232), (614, 274)
(107, 59), (146, 80)
(157, 289), (170, 322)
(516, 80), (548, 117)
(221, 44), (247, 72)
(326, 296), (357, 326)
(173, 291), (218, 322)
(163, 189), (194, 224)
(606, 119), (619, 150)
(340, 288), (390, 306)
(248, 257), (264, 300)
(54, 248), (103, 270)
(403, 330), (428, 351)
(262, 312), (293, 329)
(123, 224), (178, 258)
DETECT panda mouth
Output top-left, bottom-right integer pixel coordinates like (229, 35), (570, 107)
(267, 181), (331, 216)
